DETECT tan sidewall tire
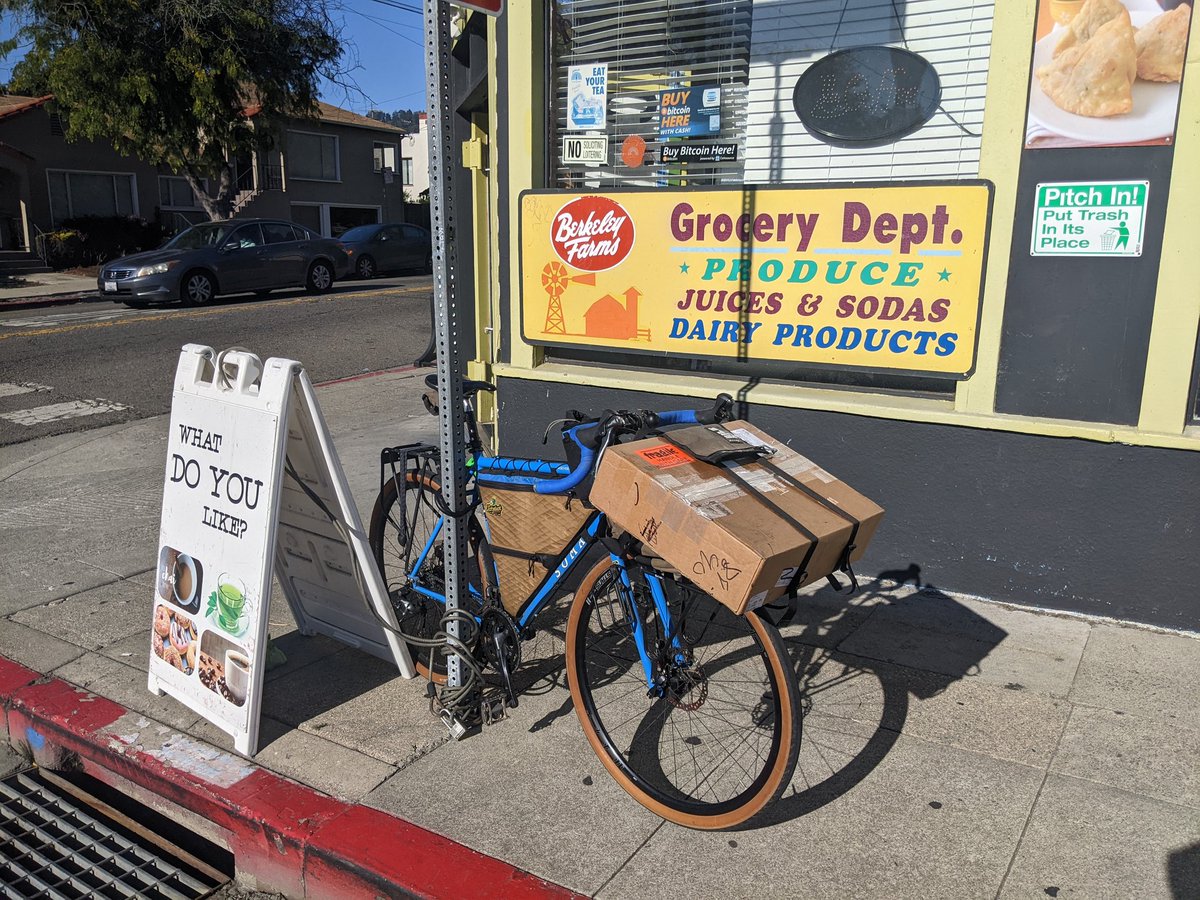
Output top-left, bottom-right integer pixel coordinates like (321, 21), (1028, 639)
(565, 557), (799, 830)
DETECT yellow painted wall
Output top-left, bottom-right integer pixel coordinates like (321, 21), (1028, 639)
(492, 2), (1200, 452)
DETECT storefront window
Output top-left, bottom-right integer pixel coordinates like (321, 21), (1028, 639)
(542, 0), (996, 395)
(549, 0), (995, 188)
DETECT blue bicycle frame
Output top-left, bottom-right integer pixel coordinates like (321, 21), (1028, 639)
(405, 424), (701, 693)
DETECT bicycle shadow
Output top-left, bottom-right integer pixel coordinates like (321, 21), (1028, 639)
(756, 564), (1008, 827)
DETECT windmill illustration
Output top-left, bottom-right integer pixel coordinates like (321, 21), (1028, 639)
(541, 261), (597, 334)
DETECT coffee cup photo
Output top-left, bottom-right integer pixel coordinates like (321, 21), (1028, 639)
(173, 555), (198, 607)
(156, 545), (203, 613)
(198, 630), (251, 708)
(225, 649), (250, 703)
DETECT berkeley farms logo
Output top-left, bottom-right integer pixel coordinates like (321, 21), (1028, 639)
(550, 196), (635, 271)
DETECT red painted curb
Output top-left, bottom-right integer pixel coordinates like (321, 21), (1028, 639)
(314, 363), (419, 387)
(0, 655), (582, 899)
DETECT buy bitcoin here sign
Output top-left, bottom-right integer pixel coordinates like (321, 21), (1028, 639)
(519, 184), (992, 376)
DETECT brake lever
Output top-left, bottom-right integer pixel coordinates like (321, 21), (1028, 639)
(715, 392), (734, 422)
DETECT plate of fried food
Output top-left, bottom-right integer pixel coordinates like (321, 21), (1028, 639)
(1028, 0), (1191, 144)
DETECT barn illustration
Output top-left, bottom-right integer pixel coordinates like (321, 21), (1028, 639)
(585, 288), (647, 340)
(540, 261), (650, 342)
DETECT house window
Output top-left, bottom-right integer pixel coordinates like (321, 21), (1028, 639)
(158, 176), (202, 209)
(291, 203), (324, 235)
(373, 142), (398, 174)
(401, 158), (414, 186)
(47, 170), (136, 225)
(288, 131), (340, 181)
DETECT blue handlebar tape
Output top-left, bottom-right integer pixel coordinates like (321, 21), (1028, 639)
(656, 410), (699, 426)
(535, 444), (595, 494)
(532, 410), (698, 494)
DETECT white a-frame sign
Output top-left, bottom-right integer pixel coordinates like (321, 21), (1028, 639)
(148, 345), (413, 755)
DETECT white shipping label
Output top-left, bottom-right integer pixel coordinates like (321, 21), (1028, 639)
(730, 428), (774, 451)
(678, 477), (743, 506)
(729, 466), (784, 494)
(775, 565), (800, 587)
(695, 500), (731, 520)
(777, 452), (835, 484)
(745, 590), (770, 611)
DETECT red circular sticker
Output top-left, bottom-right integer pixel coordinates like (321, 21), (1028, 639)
(550, 196), (636, 272)
(622, 134), (647, 168)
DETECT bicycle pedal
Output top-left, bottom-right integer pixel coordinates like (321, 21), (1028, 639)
(481, 695), (508, 726)
(438, 707), (469, 740)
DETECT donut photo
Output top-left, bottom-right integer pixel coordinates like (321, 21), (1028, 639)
(151, 603), (198, 675)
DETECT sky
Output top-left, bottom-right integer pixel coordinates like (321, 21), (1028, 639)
(0, 0), (429, 116)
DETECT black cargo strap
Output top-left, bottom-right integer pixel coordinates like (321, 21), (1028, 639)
(712, 462), (819, 594)
(756, 459), (861, 592)
(489, 544), (557, 576)
(654, 430), (859, 594)
(655, 431), (818, 589)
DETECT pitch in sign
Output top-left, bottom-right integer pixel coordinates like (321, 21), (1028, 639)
(1031, 181), (1148, 258)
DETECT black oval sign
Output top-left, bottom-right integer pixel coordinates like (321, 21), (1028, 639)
(792, 46), (942, 147)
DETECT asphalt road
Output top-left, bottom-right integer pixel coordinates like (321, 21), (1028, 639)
(0, 277), (434, 447)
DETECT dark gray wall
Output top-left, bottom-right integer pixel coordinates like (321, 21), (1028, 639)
(498, 376), (1200, 632)
(995, 149), (1175, 426)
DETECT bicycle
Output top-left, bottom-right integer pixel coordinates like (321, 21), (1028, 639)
(368, 376), (801, 829)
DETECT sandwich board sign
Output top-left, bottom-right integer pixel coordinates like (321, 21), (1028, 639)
(148, 344), (413, 756)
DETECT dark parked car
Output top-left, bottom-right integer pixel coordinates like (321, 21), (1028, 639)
(338, 223), (432, 279)
(97, 219), (352, 307)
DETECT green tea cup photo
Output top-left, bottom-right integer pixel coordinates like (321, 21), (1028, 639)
(215, 574), (247, 632)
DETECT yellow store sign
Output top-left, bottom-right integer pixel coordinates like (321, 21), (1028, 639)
(520, 183), (992, 377)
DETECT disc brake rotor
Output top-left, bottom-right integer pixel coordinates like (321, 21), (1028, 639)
(666, 665), (708, 711)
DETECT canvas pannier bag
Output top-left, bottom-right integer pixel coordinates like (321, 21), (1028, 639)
(476, 482), (593, 615)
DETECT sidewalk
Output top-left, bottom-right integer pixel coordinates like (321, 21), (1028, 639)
(1, 368), (1197, 898)
(0, 271), (98, 307)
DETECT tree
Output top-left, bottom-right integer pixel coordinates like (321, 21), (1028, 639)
(368, 108), (423, 133)
(2, 0), (344, 220)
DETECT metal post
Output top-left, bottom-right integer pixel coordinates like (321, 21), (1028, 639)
(424, 0), (469, 690)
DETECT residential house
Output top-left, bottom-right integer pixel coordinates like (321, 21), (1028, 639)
(402, 113), (430, 202)
(0, 94), (409, 251)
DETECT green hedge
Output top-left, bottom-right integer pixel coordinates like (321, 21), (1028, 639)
(39, 230), (86, 269)
(47, 216), (170, 268)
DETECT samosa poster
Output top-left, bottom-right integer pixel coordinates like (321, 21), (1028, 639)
(519, 184), (992, 378)
(1025, 0), (1193, 148)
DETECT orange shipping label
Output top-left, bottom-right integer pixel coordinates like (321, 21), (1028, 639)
(636, 444), (694, 468)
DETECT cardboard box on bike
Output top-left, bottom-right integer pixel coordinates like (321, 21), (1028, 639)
(591, 421), (884, 615)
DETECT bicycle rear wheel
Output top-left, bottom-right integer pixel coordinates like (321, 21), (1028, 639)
(369, 471), (487, 682)
(566, 558), (801, 829)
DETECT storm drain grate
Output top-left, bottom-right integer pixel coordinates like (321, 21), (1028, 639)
(0, 769), (222, 899)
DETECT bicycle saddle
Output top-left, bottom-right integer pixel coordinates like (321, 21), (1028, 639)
(424, 373), (497, 395)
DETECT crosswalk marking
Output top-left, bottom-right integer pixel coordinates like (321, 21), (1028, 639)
(0, 399), (129, 426)
(0, 311), (131, 329)
(0, 382), (52, 397)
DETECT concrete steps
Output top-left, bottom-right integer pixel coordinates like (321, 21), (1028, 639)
(0, 251), (52, 278)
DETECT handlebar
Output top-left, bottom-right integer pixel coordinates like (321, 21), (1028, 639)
(533, 394), (734, 495)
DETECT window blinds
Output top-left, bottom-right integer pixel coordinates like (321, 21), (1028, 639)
(550, 0), (995, 187)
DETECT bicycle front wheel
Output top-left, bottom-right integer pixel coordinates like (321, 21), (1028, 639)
(566, 558), (801, 829)
(369, 471), (487, 682)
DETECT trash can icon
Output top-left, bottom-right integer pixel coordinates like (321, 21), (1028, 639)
(1100, 229), (1118, 251)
